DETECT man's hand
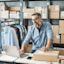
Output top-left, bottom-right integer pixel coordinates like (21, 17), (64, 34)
(41, 39), (51, 52)
(40, 47), (49, 52)
(20, 46), (25, 54)
(20, 44), (28, 54)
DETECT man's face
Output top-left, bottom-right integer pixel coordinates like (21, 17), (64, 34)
(32, 15), (42, 28)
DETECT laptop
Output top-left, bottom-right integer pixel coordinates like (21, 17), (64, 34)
(2, 45), (29, 58)
(2, 29), (29, 58)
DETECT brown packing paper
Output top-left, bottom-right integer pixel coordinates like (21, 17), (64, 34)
(32, 50), (59, 62)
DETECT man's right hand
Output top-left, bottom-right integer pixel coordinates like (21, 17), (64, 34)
(20, 46), (25, 54)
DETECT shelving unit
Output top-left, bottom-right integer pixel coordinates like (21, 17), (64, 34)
(0, 0), (64, 49)
(0, 0), (24, 51)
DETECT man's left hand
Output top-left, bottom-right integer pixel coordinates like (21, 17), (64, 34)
(40, 47), (49, 52)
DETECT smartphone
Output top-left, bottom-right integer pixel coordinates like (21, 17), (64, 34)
(27, 56), (32, 59)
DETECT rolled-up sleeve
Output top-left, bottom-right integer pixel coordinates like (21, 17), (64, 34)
(22, 28), (32, 45)
(46, 22), (53, 40)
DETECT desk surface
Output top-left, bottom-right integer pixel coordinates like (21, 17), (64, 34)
(0, 54), (17, 62)
(14, 58), (59, 64)
(0, 54), (59, 64)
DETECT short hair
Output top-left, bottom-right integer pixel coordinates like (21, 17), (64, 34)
(32, 12), (41, 17)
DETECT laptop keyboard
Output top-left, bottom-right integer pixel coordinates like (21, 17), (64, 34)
(20, 53), (29, 58)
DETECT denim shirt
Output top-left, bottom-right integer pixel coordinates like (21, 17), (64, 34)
(23, 22), (53, 51)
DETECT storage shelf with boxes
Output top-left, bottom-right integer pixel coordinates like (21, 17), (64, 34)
(23, 7), (48, 19)
(1, 0), (64, 52)
(0, 1), (20, 26)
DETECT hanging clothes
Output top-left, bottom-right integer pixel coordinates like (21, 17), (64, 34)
(11, 26), (21, 49)
(15, 25), (27, 45)
(1, 26), (19, 49)
(16, 25), (27, 39)
(11, 25), (27, 48)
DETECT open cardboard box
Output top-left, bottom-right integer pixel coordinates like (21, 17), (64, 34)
(32, 50), (59, 62)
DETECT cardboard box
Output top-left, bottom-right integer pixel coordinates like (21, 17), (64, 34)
(10, 11), (16, 19)
(23, 8), (35, 13)
(10, 11), (19, 19)
(49, 5), (59, 12)
(53, 35), (60, 44)
(49, 5), (60, 19)
(49, 11), (59, 19)
(23, 13), (34, 19)
(23, 44), (32, 53)
(59, 20), (64, 34)
(60, 11), (64, 19)
(59, 50), (64, 56)
(10, 7), (20, 11)
(0, 10), (9, 19)
(51, 48), (64, 62)
(23, 8), (35, 19)
(0, 3), (5, 11)
(53, 48), (64, 55)
(61, 35), (64, 44)
(41, 8), (48, 19)
(52, 25), (59, 35)
(25, 44), (32, 53)
(34, 7), (42, 13)
(52, 25), (60, 44)
(32, 50), (59, 62)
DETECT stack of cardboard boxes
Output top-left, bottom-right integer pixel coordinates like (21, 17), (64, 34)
(0, 3), (9, 19)
(23, 8), (35, 19)
(52, 20), (64, 44)
(0, 3), (20, 19)
(52, 25), (60, 44)
(10, 7), (20, 19)
(49, 5), (60, 19)
(23, 7), (48, 19)
(59, 20), (64, 44)
(23, 5), (60, 19)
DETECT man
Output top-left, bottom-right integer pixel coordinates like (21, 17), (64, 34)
(20, 13), (53, 53)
